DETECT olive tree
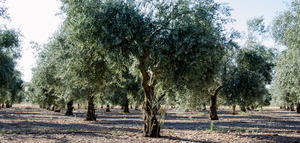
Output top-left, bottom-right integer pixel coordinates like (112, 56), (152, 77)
(271, 0), (300, 113)
(61, 0), (233, 137)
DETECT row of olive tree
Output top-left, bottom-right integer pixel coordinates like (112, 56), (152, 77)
(29, 0), (277, 138)
(28, 0), (236, 137)
(271, 0), (300, 113)
(0, 1), (24, 108)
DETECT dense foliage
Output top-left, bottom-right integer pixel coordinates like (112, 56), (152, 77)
(271, 0), (300, 113)
(0, 2), (24, 107)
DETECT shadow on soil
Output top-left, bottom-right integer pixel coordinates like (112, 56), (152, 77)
(1, 107), (300, 142)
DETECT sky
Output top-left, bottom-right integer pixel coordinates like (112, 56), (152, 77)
(2, 0), (293, 82)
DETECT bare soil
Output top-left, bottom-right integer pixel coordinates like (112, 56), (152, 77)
(0, 103), (300, 143)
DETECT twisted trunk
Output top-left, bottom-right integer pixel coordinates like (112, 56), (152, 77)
(65, 100), (74, 116)
(86, 95), (96, 121)
(210, 86), (222, 120)
(143, 86), (160, 137)
(140, 53), (160, 137)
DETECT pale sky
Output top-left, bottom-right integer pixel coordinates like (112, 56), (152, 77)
(2, 0), (292, 82)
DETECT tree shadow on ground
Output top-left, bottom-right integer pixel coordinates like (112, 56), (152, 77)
(161, 135), (215, 143)
(238, 134), (300, 143)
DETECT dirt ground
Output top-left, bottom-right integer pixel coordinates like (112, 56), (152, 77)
(0, 103), (300, 143)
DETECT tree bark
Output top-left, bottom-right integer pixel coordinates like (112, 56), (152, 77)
(86, 95), (96, 121)
(290, 103), (295, 111)
(106, 104), (110, 112)
(296, 103), (300, 114)
(210, 86), (222, 120)
(210, 94), (218, 120)
(124, 99), (130, 113)
(143, 88), (160, 137)
(65, 100), (74, 116)
(140, 53), (160, 137)
(232, 105), (236, 115)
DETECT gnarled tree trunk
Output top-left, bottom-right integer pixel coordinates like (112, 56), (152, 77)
(86, 95), (96, 121)
(143, 86), (160, 137)
(210, 86), (222, 120)
(140, 53), (160, 137)
(124, 99), (130, 113)
(65, 100), (74, 116)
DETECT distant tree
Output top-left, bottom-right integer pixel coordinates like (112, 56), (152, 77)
(222, 17), (274, 114)
(0, 27), (23, 107)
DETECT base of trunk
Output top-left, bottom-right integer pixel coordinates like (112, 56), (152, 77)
(210, 95), (218, 120)
(124, 99), (130, 113)
(86, 95), (96, 121)
(290, 104), (295, 111)
(232, 105), (236, 115)
(5, 101), (11, 108)
(124, 107), (130, 113)
(296, 103), (300, 114)
(65, 101), (74, 116)
(240, 106), (246, 112)
(54, 109), (61, 112)
(144, 113), (160, 137)
(106, 104), (110, 112)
